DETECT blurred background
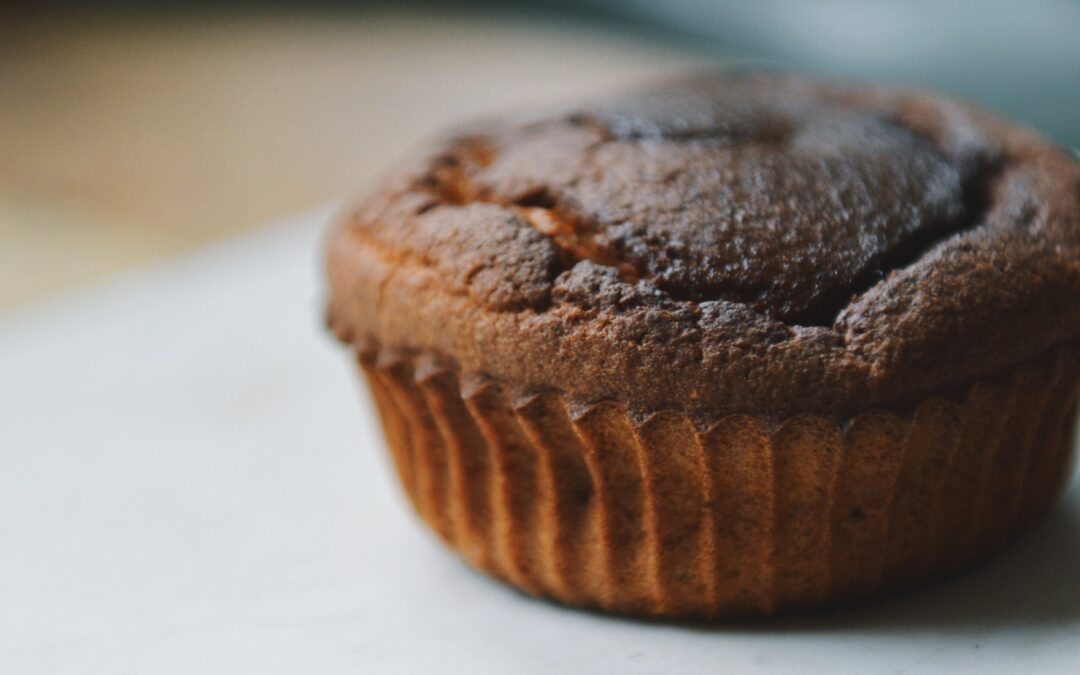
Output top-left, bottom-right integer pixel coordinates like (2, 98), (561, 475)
(3, 0), (1078, 312)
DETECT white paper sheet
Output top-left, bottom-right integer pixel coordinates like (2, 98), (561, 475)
(2, 208), (1078, 674)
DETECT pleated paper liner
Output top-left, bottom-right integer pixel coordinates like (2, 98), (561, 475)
(356, 340), (1080, 619)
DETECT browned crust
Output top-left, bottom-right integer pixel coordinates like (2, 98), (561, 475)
(357, 340), (1080, 619)
(327, 72), (1080, 422)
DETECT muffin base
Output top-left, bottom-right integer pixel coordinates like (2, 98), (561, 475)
(354, 341), (1080, 619)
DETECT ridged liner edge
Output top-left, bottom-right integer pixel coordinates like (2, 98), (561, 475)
(356, 342), (1080, 619)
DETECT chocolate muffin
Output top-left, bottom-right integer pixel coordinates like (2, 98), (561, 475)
(326, 72), (1080, 618)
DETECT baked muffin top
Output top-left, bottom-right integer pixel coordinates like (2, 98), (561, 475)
(327, 72), (1080, 421)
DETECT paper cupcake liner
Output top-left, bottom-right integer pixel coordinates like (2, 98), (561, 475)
(354, 341), (1080, 619)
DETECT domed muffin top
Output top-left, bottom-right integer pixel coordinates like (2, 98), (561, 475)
(327, 73), (1080, 420)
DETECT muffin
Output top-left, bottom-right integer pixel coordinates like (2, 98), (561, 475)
(326, 72), (1080, 619)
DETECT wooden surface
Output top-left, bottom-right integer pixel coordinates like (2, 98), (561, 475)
(0, 10), (701, 311)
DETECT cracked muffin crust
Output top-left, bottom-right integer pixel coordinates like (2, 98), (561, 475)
(329, 73), (1080, 421)
(327, 73), (1080, 618)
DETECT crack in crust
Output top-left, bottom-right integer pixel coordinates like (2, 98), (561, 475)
(416, 138), (642, 285)
(516, 204), (641, 284)
(797, 155), (1010, 326)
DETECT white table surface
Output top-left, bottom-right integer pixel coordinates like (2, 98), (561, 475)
(2, 208), (1079, 674)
